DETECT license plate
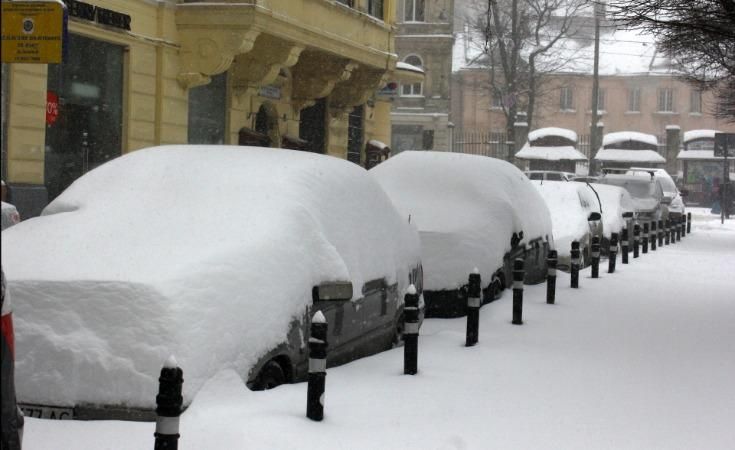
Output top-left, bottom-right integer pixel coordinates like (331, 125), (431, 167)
(19, 404), (73, 420)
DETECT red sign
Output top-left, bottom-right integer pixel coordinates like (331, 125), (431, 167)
(46, 91), (59, 125)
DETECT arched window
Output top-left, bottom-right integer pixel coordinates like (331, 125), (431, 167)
(401, 55), (423, 96)
(404, 0), (425, 22)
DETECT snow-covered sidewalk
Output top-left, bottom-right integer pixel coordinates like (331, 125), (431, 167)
(22, 209), (735, 449)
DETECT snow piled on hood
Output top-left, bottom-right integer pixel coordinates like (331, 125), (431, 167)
(370, 151), (552, 291)
(1, 145), (421, 409)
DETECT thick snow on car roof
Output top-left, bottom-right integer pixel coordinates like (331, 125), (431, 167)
(370, 151), (552, 291)
(1, 145), (421, 409)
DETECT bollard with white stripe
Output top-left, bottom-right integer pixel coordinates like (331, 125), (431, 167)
(687, 212), (692, 234)
(651, 221), (657, 251)
(570, 241), (581, 288)
(633, 223), (640, 258)
(403, 285), (420, 375)
(155, 356), (183, 450)
(681, 215), (687, 237)
(642, 222), (649, 254)
(608, 232), (618, 273)
(591, 236), (600, 278)
(465, 269), (481, 346)
(621, 227), (629, 264)
(307, 311), (328, 421)
(512, 258), (524, 325)
(546, 250), (557, 305)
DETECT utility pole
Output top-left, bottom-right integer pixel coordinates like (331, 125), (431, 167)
(589, 2), (602, 175)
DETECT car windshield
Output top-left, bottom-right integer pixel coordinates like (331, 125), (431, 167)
(602, 178), (655, 199)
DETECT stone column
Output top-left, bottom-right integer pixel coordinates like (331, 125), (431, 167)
(665, 125), (681, 176)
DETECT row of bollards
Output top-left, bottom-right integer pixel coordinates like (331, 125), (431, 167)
(152, 213), (696, 442)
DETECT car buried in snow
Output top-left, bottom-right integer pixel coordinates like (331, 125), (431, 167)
(1, 145), (423, 421)
(531, 180), (603, 271)
(370, 151), (553, 318)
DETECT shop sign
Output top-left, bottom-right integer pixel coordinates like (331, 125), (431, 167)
(64, 0), (131, 31)
(259, 85), (281, 100)
(46, 91), (59, 125)
(1, 1), (66, 64)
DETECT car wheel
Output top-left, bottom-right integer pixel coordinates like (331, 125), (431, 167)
(253, 360), (286, 390)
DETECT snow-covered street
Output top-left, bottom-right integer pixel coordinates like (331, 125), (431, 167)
(21, 209), (735, 449)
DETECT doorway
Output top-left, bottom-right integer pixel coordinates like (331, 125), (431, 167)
(299, 98), (326, 154)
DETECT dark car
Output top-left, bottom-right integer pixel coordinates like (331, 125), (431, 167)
(2, 145), (423, 420)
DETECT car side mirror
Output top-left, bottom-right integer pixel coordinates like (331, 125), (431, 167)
(679, 189), (688, 197)
(661, 194), (673, 204)
(622, 212), (634, 219)
(313, 281), (353, 302)
(588, 212), (601, 221)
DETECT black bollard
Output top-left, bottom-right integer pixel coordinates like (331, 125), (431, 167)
(512, 258), (524, 325)
(155, 357), (184, 450)
(676, 217), (682, 241)
(404, 285), (419, 374)
(633, 224), (640, 258)
(642, 222), (649, 254)
(465, 270), (481, 347)
(665, 219), (671, 245)
(546, 250), (557, 305)
(608, 233), (618, 273)
(687, 212), (692, 234)
(680, 215), (686, 238)
(307, 311), (328, 421)
(621, 227), (629, 264)
(570, 241), (581, 288)
(658, 219), (664, 247)
(651, 221), (657, 251)
(591, 236), (600, 278)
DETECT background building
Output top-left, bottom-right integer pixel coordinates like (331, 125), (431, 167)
(391, 0), (455, 153)
(451, 12), (735, 173)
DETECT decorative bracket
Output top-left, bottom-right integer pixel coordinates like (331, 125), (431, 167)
(231, 35), (304, 97)
(292, 52), (358, 111)
(328, 66), (388, 117)
(177, 29), (261, 89)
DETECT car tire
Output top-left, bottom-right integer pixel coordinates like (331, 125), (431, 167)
(253, 360), (286, 390)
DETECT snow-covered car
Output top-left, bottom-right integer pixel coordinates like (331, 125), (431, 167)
(531, 181), (603, 271)
(1, 201), (20, 231)
(597, 170), (664, 222)
(628, 167), (685, 220)
(1, 145), (423, 420)
(371, 151), (553, 318)
(587, 183), (635, 238)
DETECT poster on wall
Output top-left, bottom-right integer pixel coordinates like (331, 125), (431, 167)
(1, 1), (66, 64)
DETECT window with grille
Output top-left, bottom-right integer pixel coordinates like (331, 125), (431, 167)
(491, 90), (503, 109)
(628, 87), (641, 112)
(690, 89), (702, 114)
(596, 88), (606, 111)
(658, 88), (675, 112)
(560, 86), (574, 110)
(404, 0), (425, 21)
(401, 55), (423, 96)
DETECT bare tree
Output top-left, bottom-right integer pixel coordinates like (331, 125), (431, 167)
(463, 0), (588, 138)
(607, 0), (735, 120)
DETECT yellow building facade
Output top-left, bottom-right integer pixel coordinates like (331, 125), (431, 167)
(2, 0), (411, 216)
